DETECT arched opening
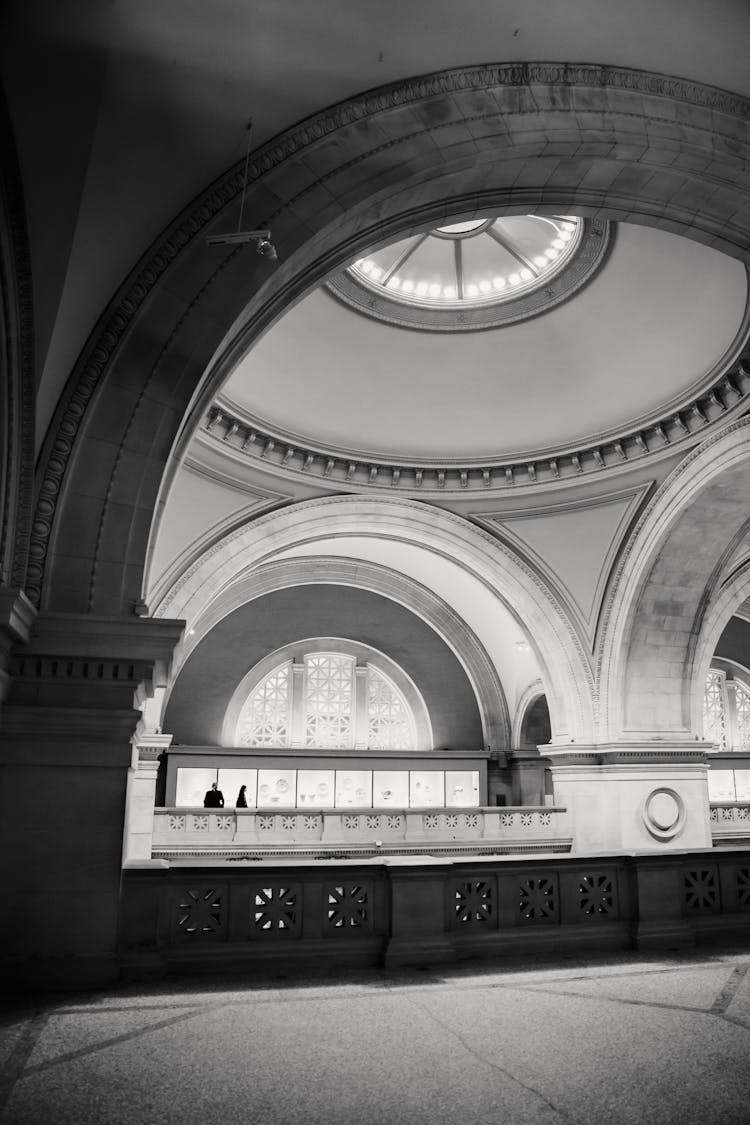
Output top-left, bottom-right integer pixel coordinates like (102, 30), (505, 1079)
(599, 418), (750, 740)
(519, 695), (552, 751)
(224, 638), (430, 752)
(31, 65), (750, 618)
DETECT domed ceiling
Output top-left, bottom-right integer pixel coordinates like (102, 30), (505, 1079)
(218, 220), (748, 465)
(327, 215), (606, 331)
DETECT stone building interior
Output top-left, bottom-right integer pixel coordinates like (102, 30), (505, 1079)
(2, 2), (750, 1121)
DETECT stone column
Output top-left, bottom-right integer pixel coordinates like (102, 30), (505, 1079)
(547, 741), (712, 853)
(123, 732), (173, 865)
(0, 612), (184, 990)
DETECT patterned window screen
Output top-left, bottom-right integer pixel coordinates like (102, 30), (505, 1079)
(238, 662), (291, 747)
(237, 651), (419, 750)
(367, 666), (416, 750)
(703, 669), (728, 752)
(734, 679), (750, 753)
(304, 653), (355, 749)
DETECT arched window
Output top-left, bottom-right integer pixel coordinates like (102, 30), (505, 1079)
(234, 646), (420, 751)
(703, 666), (750, 752)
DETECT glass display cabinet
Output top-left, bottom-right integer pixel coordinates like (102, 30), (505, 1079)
(166, 748), (488, 809)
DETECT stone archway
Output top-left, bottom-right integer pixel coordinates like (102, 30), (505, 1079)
(150, 495), (596, 744)
(160, 554), (513, 752)
(598, 417), (750, 739)
(30, 64), (750, 617)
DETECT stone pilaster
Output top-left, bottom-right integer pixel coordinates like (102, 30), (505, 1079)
(0, 612), (184, 990)
(546, 741), (712, 853)
(123, 732), (173, 865)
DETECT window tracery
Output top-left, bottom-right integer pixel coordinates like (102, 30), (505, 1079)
(239, 662), (291, 747)
(304, 653), (354, 749)
(236, 650), (418, 750)
(703, 667), (750, 753)
(703, 669), (728, 751)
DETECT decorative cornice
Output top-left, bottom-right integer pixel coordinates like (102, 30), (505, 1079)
(28, 61), (750, 607)
(206, 347), (750, 494)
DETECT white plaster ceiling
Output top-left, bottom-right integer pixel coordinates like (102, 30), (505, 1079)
(220, 224), (747, 462)
(6, 0), (750, 451)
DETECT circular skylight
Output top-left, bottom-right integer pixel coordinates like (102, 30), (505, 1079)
(327, 215), (612, 331)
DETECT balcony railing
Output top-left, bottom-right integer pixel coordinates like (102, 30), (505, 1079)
(151, 805), (572, 858)
(710, 802), (750, 845)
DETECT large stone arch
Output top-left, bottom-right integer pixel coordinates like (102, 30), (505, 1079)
(151, 495), (596, 744)
(598, 417), (750, 739)
(30, 63), (750, 616)
(162, 554), (511, 752)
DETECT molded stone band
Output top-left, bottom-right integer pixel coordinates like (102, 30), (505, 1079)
(205, 343), (750, 493)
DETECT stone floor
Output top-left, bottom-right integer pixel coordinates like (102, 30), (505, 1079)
(1, 949), (749, 1124)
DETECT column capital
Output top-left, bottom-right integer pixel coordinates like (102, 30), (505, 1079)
(133, 732), (173, 761)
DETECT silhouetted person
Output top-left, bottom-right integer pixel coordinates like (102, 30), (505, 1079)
(236, 785), (248, 808)
(204, 782), (224, 808)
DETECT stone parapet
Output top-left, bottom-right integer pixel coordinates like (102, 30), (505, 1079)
(149, 804), (572, 860)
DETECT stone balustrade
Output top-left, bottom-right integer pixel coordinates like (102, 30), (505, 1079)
(710, 802), (750, 843)
(120, 847), (750, 981)
(151, 805), (571, 858)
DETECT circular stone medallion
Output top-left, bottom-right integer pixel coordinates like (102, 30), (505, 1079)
(643, 788), (685, 841)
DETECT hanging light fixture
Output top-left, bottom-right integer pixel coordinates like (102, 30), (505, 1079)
(205, 119), (278, 260)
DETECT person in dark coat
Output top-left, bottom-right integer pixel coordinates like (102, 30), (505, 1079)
(236, 785), (248, 808)
(203, 782), (224, 808)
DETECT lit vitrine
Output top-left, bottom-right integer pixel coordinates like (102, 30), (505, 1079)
(257, 768), (297, 808)
(735, 770), (750, 801)
(335, 769), (372, 808)
(218, 768), (258, 808)
(296, 769), (335, 808)
(445, 770), (480, 807)
(372, 770), (409, 808)
(708, 769), (738, 802)
(176, 767), (217, 807)
(409, 771), (444, 807)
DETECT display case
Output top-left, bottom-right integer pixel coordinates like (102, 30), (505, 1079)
(445, 769), (480, 807)
(175, 767), (217, 807)
(297, 769), (335, 808)
(409, 770), (444, 807)
(257, 768), (297, 808)
(169, 748), (488, 809)
(335, 769), (372, 808)
(218, 768), (258, 808)
(372, 770), (410, 808)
